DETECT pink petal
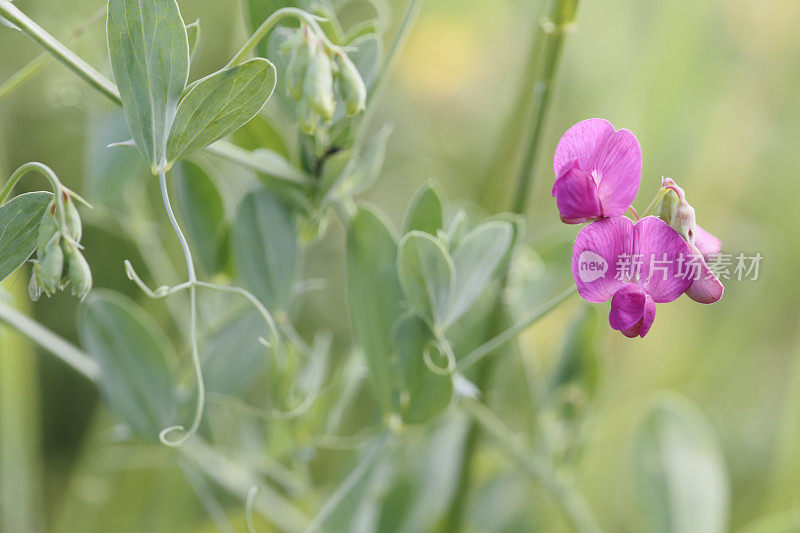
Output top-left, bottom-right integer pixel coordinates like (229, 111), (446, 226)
(684, 242), (724, 304)
(693, 224), (721, 259)
(553, 160), (602, 223)
(610, 285), (656, 339)
(572, 217), (633, 303)
(633, 216), (694, 303)
(609, 283), (647, 331)
(594, 128), (642, 216)
(554, 118), (615, 177)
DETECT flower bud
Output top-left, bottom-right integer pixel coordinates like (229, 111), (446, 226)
(28, 266), (42, 302)
(669, 201), (695, 242)
(39, 235), (64, 294)
(63, 194), (82, 242)
(37, 200), (58, 260)
(296, 99), (318, 135)
(303, 44), (336, 122)
(657, 188), (679, 225)
(67, 249), (92, 301)
(333, 52), (366, 116)
(285, 28), (314, 101)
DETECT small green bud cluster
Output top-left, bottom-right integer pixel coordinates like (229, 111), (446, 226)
(284, 26), (367, 135)
(29, 192), (92, 301)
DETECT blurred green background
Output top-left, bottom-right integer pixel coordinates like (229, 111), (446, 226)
(1, 0), (799, 531)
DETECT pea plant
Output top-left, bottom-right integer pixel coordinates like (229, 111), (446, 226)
(0, 0), (730, 531)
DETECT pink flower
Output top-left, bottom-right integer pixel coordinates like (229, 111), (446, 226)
(659, 178), (724, 304)
(572, 216), (693, 338)
(553, 119), (642, 224)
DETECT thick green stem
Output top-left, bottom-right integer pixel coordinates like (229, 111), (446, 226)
(0, 301), (100, 382)
(0, 1), (120, 104)
(444, 2), (579, 532)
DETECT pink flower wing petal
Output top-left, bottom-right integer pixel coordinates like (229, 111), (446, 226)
(633, 216), (694, 303)
(553, 162), (602, 223)
(572, 216), (633, 303)
(639, 296), (657, 337)
(693, 224), (722, 258)
(553, 119), (614, 176)
(685, 242), (724, 304)
(595, 128), (642, 216)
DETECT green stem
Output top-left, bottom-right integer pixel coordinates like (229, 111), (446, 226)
(226, 7), (337, 67)
(156, 170), (204, 448)
(444, 2), (578, 531)
(511, 1), (577, 215)
(351, 0), (424, 149)
(0, 1), (120, 104)
(462, 398), (601, 533)
(459, 285), (577, 372)
(0, 5), (107, 100)
(0, 300), (100, 382)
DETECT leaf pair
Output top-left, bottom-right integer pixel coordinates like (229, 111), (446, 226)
(398, 215), (513, 330)
(107, 0), (276, 173)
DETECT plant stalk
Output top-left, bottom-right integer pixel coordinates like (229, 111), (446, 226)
(444, 2), (580, 532)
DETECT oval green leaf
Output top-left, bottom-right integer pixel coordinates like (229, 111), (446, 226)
(231, 189), (298, 311)
(395, 314), (453, 424)
(397, 231), (454, 327)
(78, 290), (177, 440)
(445, 220), (513, 327)
(0, 192), (52, 282)
(347, 206), (405, 414)
(107, 0), (189, 171)
(633, 393), (729, 533)
(166, 58), (276, 165)
(404, 181), (445, 235)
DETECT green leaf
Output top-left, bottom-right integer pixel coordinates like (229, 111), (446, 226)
(78, 291), (177, 440)
(397, 231), (454, 327)
(347, 206), (405, 414)
(107, 0), (189, 172)
(445, 221), (513, 326)
(633, 393), (729, 533)
(404, 181), (445, 235)
(202, 309), (268, 394)
(166, 59), (276, 166)
(0, 192), (51, 282)
(231, 189), (298, 311)
(395, 314), (453, 424)
(173, 161), (227, 275)
(186, 19), (200, 62)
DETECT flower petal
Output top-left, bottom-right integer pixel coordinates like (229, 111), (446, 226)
(595, 128), (641, 216)
(693, 224), (721, 259)
(684, 242), (724, 304)
(553, 160), (602, 223)
(633, 216), (694, 303)
(639, 296), (656, 337)
(572, 216), (633, 303)
(553, 118), (615, 177)
(609, 283), (647, 332)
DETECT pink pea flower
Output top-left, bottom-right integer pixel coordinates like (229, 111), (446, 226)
(553, 118), (642, 224)
(572, 216), (694, 338)
(660, 178), (724, 304)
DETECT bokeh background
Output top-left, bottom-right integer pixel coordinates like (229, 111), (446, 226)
(1, 0), (799, 531)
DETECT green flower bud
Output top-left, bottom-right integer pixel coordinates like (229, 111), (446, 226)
(64, 194), (82, 242)
(39, 235), (64, 294)
(37, 200), (58, 260)
(28, 265), (42, 302)
(657, 188), (679, 225)
(297, 99), (318, 135)
(303, 44), (336, 122)
(67, 249), (92, 301)
(333, 52), (366, 116)
(286, 28), (314, 101)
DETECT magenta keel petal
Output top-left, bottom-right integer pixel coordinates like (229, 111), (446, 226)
(609, 283), (647, 331)
(554, 162), (602, 223)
